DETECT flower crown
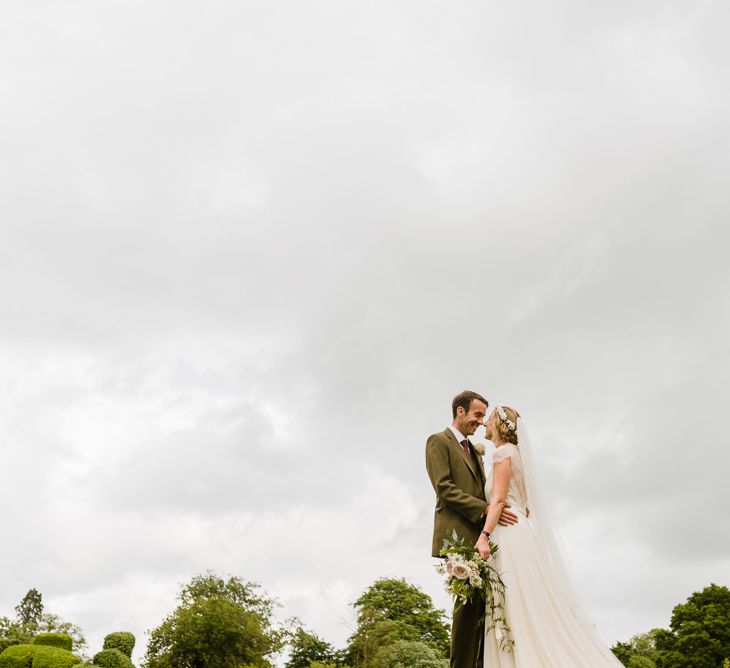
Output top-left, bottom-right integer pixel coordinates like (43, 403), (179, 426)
(496, 406), (517, 432)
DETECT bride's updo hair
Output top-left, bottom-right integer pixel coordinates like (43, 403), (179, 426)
(494, 405), (521, 445)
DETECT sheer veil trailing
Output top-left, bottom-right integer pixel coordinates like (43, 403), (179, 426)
(515, 418), (622, 659)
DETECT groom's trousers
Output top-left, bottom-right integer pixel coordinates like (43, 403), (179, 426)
(451, 594), (485, 668)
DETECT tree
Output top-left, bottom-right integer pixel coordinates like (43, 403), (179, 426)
(142, 572), (283, 668)
(0, 591), (87, 658)
(371, 640), (448, 668)
(285, 625), (338, 668)
(627, 658), (658, 668)
(655, 583), (730, 668)
(611, 630), (660, 667)
(344, 578), (449, 667)
(36, 613), (87, 656)
(15, 589), (43, 630)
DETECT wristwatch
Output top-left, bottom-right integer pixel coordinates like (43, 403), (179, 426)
(481, 530), (491, 538)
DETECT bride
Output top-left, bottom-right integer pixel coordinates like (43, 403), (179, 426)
(476, 406), (624, 667)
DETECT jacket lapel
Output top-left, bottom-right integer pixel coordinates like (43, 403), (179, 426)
(444, 428), (479, 481)
(475, 449), (486, 482)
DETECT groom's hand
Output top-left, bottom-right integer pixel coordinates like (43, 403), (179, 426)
(498, 505), (519, 526)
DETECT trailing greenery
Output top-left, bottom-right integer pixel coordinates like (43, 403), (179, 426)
(33, 632), (74, 651)
(103, 633), (135, 659)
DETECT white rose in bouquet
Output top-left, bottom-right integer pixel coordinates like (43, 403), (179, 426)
(452, 562), (472, 580)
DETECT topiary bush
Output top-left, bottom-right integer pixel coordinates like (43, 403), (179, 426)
(0, 640), (20, 654)
(92, 648), (134, 668)
(0, 645), (34, 668)
(33, 632), (74, 651)
(0, 644), (80, 668)
(30, 646), (81, 668)
(102, 633), (135, 659)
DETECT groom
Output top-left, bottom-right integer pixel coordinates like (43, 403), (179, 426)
(425, 390), (517, 668)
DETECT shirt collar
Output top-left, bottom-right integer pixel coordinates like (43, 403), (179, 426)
(449, 425), (468, 444)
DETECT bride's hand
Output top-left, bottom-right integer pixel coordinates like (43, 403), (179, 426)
(476, 534), (491, 559)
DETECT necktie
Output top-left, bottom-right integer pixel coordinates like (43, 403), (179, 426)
(460, 439), (470, 455)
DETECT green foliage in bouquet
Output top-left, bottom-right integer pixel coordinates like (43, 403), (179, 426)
(33, 632), (74, 651)
(103, 633), (135, 659)
(437, 531), (512, 652)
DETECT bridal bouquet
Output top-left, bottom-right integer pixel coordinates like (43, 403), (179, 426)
(436, 531), (514, 651)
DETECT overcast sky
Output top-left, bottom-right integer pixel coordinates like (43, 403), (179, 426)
(2, 1), (729, 664)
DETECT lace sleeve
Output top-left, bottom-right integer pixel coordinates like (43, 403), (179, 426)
(492, 444), (517, 464)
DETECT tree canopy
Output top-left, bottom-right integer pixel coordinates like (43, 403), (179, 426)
(142, 573), (283, 668)
(612, 584), (730, 668)
(344, 578), (449, 667)
(284, 624), (339, 668)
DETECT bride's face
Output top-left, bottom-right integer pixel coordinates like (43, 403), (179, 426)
(483, 411), (496, 441)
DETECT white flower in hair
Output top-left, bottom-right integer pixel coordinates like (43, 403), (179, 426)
(496, 405), (517, 431)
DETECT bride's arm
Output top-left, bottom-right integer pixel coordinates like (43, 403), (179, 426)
(476, 458), (511, 557)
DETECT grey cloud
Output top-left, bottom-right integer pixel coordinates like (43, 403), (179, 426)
(1, 0), (729, 660)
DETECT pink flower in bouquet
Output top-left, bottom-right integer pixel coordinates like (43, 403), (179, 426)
(452, 562), (472, 580)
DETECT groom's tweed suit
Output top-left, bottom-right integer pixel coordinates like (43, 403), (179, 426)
(426, 427), (488, 668)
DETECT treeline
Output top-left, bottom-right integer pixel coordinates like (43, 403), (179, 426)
(1, 577), (728, 668)
(0, 575), (450, 668)
(610, 583), (730, 668)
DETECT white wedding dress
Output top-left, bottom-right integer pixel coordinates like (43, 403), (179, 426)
(483, 429), (624, 667)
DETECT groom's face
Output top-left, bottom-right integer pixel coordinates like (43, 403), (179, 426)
(456, 399), (488, 436)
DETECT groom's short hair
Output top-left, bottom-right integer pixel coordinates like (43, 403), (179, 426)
(452, 390), (489, 418)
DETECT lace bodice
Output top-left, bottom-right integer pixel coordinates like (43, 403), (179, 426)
(485, 443), (530, 516)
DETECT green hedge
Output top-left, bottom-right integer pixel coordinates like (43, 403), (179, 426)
(0, 644), (80, 668)
(92, 648), (134, 668)
(0, 640), (20, 655)
(33, 633), (74, 651)
(102, 633), (135, 659)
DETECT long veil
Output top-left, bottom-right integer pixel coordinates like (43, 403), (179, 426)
(516, 419), (623, 661)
